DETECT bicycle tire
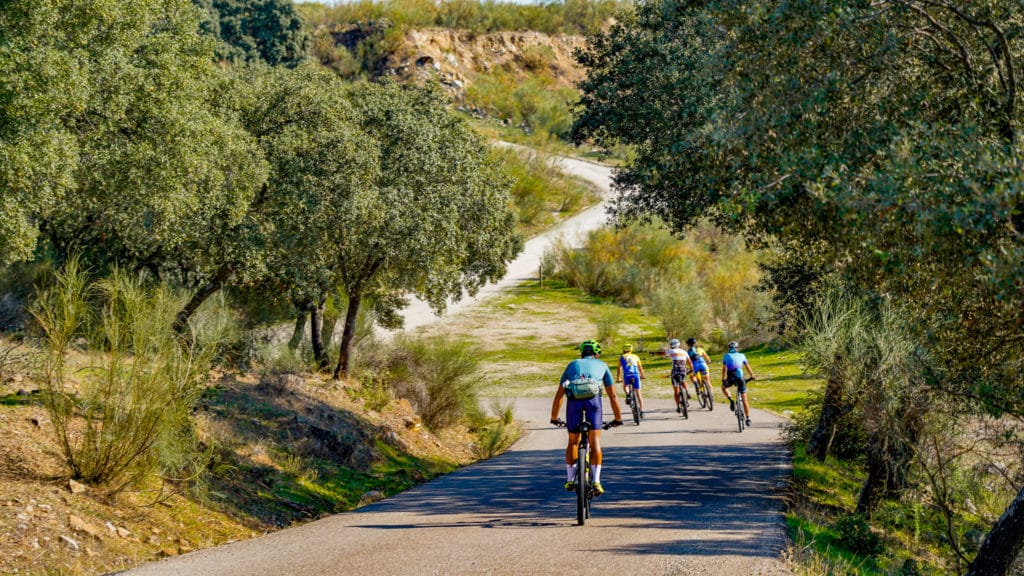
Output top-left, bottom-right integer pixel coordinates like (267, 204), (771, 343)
(631, 393), (640, 425)
(681, 390), (688, 419)
(736, 405), (745, 432)
(696, 378), (708, 409)
(704, 379), (714, 411)
(576, 444), (587, 525)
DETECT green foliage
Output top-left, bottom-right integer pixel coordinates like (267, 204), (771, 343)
(31, 261), (214, 490)
(491, 146), (594, 236)
(194, 0), (310, 66)
(299, 0), (630, 36)
(465, 66), (579, 140)
(593, 308), (623, 346)
(549, 220), (771, 343)
(330, 80), (522, 375)
(833, 513), (883, 557)
(372, 335), (484, 430)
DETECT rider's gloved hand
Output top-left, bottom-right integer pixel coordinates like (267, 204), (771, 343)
(609, 419), (623, 427)
(551, 418), (566, 427)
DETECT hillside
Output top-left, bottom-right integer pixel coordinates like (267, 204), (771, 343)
(311, 22), (588, 138)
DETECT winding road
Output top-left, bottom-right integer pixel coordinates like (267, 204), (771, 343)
(120, 151), (793, 575)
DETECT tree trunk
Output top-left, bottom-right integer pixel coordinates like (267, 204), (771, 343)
(321, 298), (339, 349)
(310, 301), (330, 372)
(173, 268), (229, 334)
(967, 486), (1024, 576)
(288, 310), (308, 351)
(807, 370), (846, 461)
(332, 290), (361, 379)
(856, 400), (924, 515)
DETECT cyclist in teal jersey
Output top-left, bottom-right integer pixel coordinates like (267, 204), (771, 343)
(721, 341), (757, 426)
(551, 340), (623, 496)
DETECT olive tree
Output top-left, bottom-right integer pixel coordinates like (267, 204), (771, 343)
(331, 81), (522, 377)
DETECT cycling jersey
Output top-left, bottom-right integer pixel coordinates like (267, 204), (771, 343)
(619, 353), (642, 377)
(668, 347), (689, 374)
(722, 351), (748, 380)
(687, 346), (708, 372)
(560, 358), (613, 433)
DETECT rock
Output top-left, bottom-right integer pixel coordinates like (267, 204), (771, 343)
(37, 504), (51, 513)
(16, 512), (28, 521)
(60, 535), (80, 551)
(105, 521), (117, 533)
(69, 514), (102, 539)
(179, 544), (194, 554)
(29, 416), (41, 427)
(67, 479), (87, 494)
(151, 527), (162, 534)
(146, 535), (160, 545)
(159, 547), (178, 557)
(116, 526), (132, 539)
(84, 546), (96, 557)
(358, 490), (386, 507)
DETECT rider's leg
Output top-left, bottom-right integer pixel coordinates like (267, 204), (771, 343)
(673, 384), (681, 408)
(589, 429), (602, 483)
(741, 392), (751, 417)
(565, 433), (580, 464)
(635, 385), (644, 412)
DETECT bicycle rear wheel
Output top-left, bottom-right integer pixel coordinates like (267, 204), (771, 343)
(680, 387), (689, 419)
(630, 393), (640, 425)
(736, 406), (745, 432)
(576, 445), (587, 525)
(703, 379), (714, 411)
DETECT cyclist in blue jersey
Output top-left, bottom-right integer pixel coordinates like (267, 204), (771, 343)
(551, 340), (623, 496)
(685, 337), (712, 394)
(721, 341), (757, 426)
(616, 343), (647, 418)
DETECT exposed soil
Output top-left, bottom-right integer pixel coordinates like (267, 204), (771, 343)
(0, 363), (479, 575)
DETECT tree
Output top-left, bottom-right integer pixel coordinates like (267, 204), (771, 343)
(194, 0), (309, 66)
(574, 0), (1024, 568)
(330, 81), (522, 377)
(230, 63), (377, 368)
(1, 0), (268, 324)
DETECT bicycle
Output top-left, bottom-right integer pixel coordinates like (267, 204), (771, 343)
(554, 416), (616, 525)
(692, 370), (714, 411)
(726, 377), (754, 432)
(671, 370), (689, 419)
(623, 386), (641, 425)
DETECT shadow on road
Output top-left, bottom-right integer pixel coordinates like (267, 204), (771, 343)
(352, 439), (788, 559)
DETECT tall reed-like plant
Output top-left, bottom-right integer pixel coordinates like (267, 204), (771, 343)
(32, 261), (213, 491)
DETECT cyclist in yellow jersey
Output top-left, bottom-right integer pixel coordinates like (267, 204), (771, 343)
(616, 344), (647, 418)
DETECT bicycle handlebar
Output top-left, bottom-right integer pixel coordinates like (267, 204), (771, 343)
(551, 418), (621, 430)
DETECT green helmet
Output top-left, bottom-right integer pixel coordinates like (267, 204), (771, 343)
(579, 339), (602, 356)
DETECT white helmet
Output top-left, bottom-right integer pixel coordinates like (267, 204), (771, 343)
(669, 339), (680, 348)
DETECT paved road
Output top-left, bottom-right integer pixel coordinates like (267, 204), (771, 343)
(122, 398), (791, 576)
(387, 153), (614, 335)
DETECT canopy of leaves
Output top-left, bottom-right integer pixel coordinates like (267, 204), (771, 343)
(194, 0), (309, 66)
(574, 0), (1024, 418)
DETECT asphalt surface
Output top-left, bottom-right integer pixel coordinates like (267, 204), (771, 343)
(121, 397), (791, 576)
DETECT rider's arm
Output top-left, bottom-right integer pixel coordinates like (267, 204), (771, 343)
(637, 358), (646, 379)
(721, 362), (728, 383)
(602, 368), (622, 422)
(743, 360), (755, 380)
(700, 349), (712, 364)
(614, 359), (622, 382)
(551, 384), (565, 423)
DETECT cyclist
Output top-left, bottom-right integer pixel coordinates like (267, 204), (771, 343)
(686, 337), (712, 397)
(615, 343), (646, 418)
(721, 341), (757, 426)
(667, 338), (693, 414)
(551, 340), (623, 496)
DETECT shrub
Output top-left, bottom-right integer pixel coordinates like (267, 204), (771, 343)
(593, 308), (624, 346)
(31, 261), (214, 490)
(367, 335), (483, 430)
(833, 513), (883, 556)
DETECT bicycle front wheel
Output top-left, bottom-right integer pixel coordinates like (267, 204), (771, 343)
(704, 380), (714, 411)
(576, 445), (587, 525)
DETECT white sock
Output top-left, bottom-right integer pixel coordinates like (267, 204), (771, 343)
(591, 464), (602, 483)
(566, 464), (575, 482)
